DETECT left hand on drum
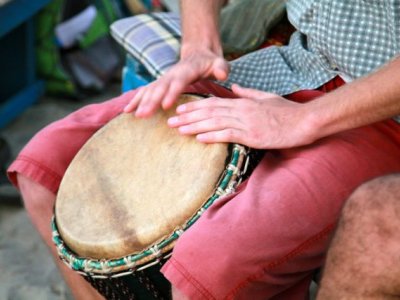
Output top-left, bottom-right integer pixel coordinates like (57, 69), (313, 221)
(123, 46), (229, 118)
(168, 84), (316, 149)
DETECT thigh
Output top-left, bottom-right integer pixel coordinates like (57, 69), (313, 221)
(7, 90), (137, 193)
(318, 173), (400, 298)
(162, 120), (400, 300)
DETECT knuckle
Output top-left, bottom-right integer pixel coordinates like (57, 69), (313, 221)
(212, 117), (224, 127)
(224, 129), (236, 139)
(207, 107), (218, 116)
(251, 132), (261, 143)
(236, 98), (248, 106)
(178, 114), (189, 123)
(208, 96), (220, 103)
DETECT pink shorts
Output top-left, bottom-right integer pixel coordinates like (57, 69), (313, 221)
(8, 80), (400, 299)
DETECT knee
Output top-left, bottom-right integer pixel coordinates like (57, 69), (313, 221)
(340, 173), (400, 227)
(346, 173), (400, 208)
(16, 173), (56, 218)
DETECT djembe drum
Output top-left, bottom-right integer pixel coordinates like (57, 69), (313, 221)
(52, 94), (255, 300)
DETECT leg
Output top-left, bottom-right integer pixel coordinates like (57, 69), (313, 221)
(172, 286), (190, 300)
(18, 174), (104, 300)
(6, 83), (235, 299)
(8, 91), (139, 299)
(162, 120), (400, 300)
(317, 174), (400, 300)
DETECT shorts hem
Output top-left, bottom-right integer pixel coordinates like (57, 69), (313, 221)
(7, 155), (62, 194)
(162, 257), (216, 300)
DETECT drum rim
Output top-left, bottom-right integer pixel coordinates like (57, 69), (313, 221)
(52, 144), (249, 276)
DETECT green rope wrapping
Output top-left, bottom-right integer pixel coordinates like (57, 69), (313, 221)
(52, 144), (247, 275)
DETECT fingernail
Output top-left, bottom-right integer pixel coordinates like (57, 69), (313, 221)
(196, 134), (206, 141)
(124, 104), (132, 112)
(135, 107), (144, 116)
(178, 126), (189, 134)
(176, 104), (186, 113)
(168, 117), (179, 126)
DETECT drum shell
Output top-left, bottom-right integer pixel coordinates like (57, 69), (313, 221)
(85, 262), (171, 300)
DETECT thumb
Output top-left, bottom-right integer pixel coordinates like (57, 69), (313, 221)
(212, 58), (230, 81)
(232, 84), (273, 100)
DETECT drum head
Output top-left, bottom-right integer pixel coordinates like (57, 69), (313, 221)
(55, 94), (228, 259)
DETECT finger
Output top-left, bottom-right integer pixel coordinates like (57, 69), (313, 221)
(196, 128), (245, 145)
(168, 107), (233, 128)
(176, 97), (234, 114)
(159, 62), (209, 110)
(212, 58), (230, 81)
(176, 116), (239, 136)
(161, 79), (187, 110)
(134, 61), (193, 116)
(124, 87), (146, 113)
(231, 84), (274, 100)
(135, 81), (170, 117)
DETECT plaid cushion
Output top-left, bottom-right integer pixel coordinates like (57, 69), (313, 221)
(110, 12), (181, 79)
(110, 3), (286, 78)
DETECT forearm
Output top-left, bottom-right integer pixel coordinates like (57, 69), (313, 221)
(180, 0), (225, 57)
(306, 56), (400, 141)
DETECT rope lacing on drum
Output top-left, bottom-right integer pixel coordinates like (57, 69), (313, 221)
(134, 245), (163, 272)
(150, 245), (162, 258)
(124, 256), (137, 270)
(241, 155), (251, 177)
(90, 273), (109, 279)
(174, 228), (184, 237)
(111, 270), (135, 278)
(225, 181), (238, 195)
(215, 187), (225, 196)
(100, 259), (112, 274)
(196, 207), (206, 217)
(227, 163), (239, 175)
(238, 145), (248, 156)
(84, 259), (95, 273)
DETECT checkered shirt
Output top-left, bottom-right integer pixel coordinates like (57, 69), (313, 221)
(111, 1), (400, 122)
(225, 0), (400, 123)
(227, 0), (399, 91)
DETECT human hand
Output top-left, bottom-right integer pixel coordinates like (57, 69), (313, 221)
(123, 46), (229, 118)
(167, 84), (317, 149)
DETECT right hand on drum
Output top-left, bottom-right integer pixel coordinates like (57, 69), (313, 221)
(123, 46), (230, 118)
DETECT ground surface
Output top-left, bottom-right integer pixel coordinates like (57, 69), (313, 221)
(0, 84), (120, 300)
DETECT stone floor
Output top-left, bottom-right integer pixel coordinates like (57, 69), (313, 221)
(0, 83), (120, 300)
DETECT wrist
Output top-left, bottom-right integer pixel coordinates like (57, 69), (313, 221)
(180, 0), (224, 50)
(180, 39), (223, 59)
(299, 93), (346, 144)
(297, 101), (328, 145)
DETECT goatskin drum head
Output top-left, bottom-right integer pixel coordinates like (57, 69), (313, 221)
(55, 94), (228, 259)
